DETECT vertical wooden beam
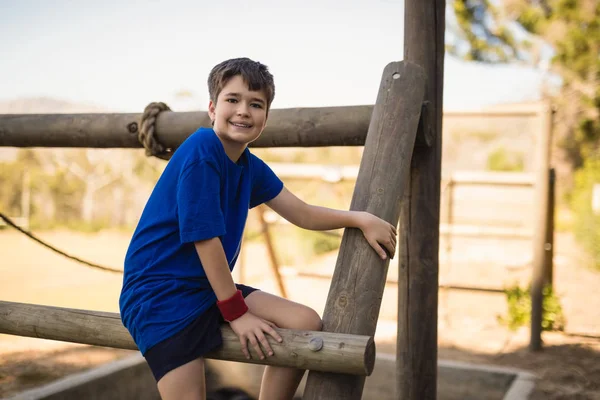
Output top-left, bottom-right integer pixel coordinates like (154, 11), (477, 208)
(446, 179), (455, 257)
(303, 61), (426, 400)
(21, 170), (31, 229)
(256, 205), (288, 298)
(544, 168), (555, 288)
(397, 1), (445, 399)
(530, 102), (554, 351)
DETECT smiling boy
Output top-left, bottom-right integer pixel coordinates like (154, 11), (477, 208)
(119, 58), (396, 400)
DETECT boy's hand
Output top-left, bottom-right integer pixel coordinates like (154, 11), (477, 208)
(358, 211), (397, 260)
(229, 311), (282, 360)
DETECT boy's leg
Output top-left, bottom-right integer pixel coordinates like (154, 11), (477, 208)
(156, 358), (206, 400)
(245, 291), (323, 400)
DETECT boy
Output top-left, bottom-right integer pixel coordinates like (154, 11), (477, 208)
(119, 57), (397, 400)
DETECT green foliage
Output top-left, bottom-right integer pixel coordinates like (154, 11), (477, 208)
(47, 168), (85, 223)
(449, 0), (519, 62)
(452, 130), (498, 143)
(450, 1), (600, 171)
(498, 284), (566, 332)
(297, 230), (341, 257)
(0, 150), (54, 221)
(133, 151), (165, 182)
(570, 156), (600, 269)
(486, 147), (525, 172)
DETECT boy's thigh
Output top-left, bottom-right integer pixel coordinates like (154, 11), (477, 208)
(244, 291), (322, 331)
(157, 358), (206, 400)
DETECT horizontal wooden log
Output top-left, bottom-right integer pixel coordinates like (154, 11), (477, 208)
(0, 301), (375, 376)
(0, 104), (432, 149)
(447, 171), (535, 187)
(0, 107), (367, 149)
(267, 162), (535, 188)
(295, 271), (506, 294)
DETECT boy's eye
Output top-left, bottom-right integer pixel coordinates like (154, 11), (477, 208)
(226, 98), (238, 103)
(251, 103), (263, 109)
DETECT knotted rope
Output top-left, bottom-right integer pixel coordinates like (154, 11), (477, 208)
(138, 102), (173, 160)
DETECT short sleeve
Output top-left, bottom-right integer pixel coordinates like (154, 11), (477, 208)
(249, 155), (284, 209)
(177, 160), (226, 243)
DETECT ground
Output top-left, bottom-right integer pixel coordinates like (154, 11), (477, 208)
(0, 229), (599, 399)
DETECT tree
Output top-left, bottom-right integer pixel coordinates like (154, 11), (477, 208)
(448, 0), (600, 183)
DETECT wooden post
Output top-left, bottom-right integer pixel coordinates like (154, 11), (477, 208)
(21, 170), (31, 230)
(446, 179), (455, 257)
(0, 301), (375, 376)
(544, 168), (555, 288)
(530, 101), (553, 351)
(256, 205), (288, 298)
(302, 61), (426, 399)
(398, 1), (445, 399)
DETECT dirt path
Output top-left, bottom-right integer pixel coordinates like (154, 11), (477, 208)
(1, 229), (599, 399)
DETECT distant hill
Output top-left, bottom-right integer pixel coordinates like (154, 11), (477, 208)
(0, 97), (109, 114)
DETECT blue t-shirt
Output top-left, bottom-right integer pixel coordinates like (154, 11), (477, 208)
(119, 127), (283, 354)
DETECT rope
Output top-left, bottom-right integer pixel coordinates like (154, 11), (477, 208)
(0, 212), (123, 275)
(139, 102), (174, 160)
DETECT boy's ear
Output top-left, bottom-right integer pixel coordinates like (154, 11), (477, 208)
(208, 100), (216, 122)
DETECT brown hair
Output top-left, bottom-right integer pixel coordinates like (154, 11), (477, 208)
(207, 58), (275, 111)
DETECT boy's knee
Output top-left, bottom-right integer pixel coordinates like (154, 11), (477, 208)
(298, 307), (322, 332)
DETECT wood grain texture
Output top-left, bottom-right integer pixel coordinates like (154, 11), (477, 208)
(397, 1), (446, 399)
(0, 106), (371, 149)
(0, 301), (375, 375)
(303, 60), (426, 400)
(0, 103), (433, 150)
(530, 102), (553, 352)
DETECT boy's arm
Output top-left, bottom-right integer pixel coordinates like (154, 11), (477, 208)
(266, 187), (363, 231)
(194, 238), (282, 358)
(194, 238), (237, 301)
(266, 187), (397, 259)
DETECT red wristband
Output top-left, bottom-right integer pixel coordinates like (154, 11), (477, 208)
(217, 290), (249, 322)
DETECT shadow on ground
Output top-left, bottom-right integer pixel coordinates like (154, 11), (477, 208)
(377, 338), (600, 400)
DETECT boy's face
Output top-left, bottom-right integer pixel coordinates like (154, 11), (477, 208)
(208, 75), (268, 148)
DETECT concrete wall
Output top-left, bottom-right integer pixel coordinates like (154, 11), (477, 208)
(7, 352), (535, 400)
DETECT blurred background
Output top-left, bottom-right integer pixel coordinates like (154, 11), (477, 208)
(1, 1), (599, 399)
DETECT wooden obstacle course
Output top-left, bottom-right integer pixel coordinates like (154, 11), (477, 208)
(0, 1), (464, 398)
(0, 58), (434, 399)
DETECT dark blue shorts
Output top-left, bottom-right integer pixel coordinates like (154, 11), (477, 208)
(143, 284), (259, 382)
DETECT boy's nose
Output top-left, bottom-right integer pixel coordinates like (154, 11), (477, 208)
(236, 105), (250, 116)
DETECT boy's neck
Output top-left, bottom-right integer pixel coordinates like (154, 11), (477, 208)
(215, 132), (247, 163)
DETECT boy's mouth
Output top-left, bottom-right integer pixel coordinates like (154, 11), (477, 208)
(230, 121), (252, 128)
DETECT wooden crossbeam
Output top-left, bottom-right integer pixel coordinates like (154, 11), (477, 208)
(0, 301), (375, 376)
(0, 102), (439, 149)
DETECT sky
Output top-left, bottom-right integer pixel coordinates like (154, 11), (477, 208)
(0, 0), (548, 113)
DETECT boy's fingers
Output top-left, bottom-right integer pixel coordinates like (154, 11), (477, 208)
(265, 324), (283, 343)
(378, 246), (387, 259)
(367, 238), (387, 259)
(256, 331), (274, 356)
(386, 240), (395, 255)
(239, 337), (250, 359)
(248, 335), (265, 360)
